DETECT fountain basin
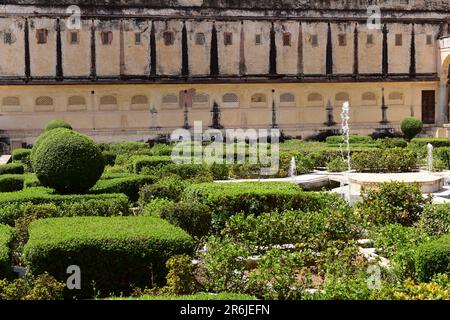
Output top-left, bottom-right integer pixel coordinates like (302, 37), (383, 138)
(349, 172), (444, 194)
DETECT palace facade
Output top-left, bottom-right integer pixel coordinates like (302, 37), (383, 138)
(0, 0), (449, 146)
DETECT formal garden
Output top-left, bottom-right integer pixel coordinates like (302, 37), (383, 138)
(0, 118), (449, 300)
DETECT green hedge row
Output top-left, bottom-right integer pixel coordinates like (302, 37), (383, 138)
(0, 224), (14, 279)
(183, 182), (348, 228)
(326, 135), (373, 145)
(0, 163), (24, 175)
(132, 156), (173, 173)
(12, 149), (32, 162)
(91, 175), (155, 201)
(23, 216), (194, 298)
(0, 175), (24, 192)
(0, 195), (131, 226)
(352, 148), (418, 173)
(410, 138), (450, 148)
(415, 234), (450, 282)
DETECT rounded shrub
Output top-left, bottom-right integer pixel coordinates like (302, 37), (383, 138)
(31, 129), (105, 194)
(401, 117), (423, 140)
(415, 234), (450, 282)
(45, 119), (72, 132)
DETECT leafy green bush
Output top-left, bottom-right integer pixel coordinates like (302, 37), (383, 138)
(326, 158), (348, 172)
(415, 234), (450, 282)
(45, 119), (72, 131)
(102, 151), (116, 166)
(132, 156), (173, 173)
(156, 164), (213, 181)
(107, 141), (150, 156)
(142, 198), (175, 217)
(356, 182), (430, 226)
(159, 201), (212, 238)
(12, 149), (32, 162)
(376, 137), (407, 149)
(0, 189), (130, 226)
(183, 182), (349, 229)
(0, 163), (24, 175)
(229, 163), (263, 179)
(23, 216), (194, 298)
(351, 148), (418, 173)
(0, 175), (24, 193)
(410, 138), (450, 148)
(401, 117), (423, 140)
(150, 144), (173, 156)
(91, 175), (154, 202)
(31, 129), (105, 194)
(376, 276), (450, 300)
(0, 273), (65, 300)
(0, 225), (14, 279)
(326, 135), (373, 145)
(434, 147), (450, 170)
(418, 204), (450, 237)
(139, 175), (188, 204)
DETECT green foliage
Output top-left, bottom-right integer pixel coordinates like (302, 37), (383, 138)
(0, 225), (14, 279)
(91, 174), (154, 202)
(45, 119), (73, 131)
(434, 147), (450, 170)
(23, 216), (194, 298)
(132, 155), (173, 173)
(12, 149), (31, 162)
(351, 148), (418, 173)
(142, 198), (175, 217)
(139, 175), (188, 204)
(159, 201), (212, 238)
(326, 135), (373, 145)
(380, 276), (450, 300)
(0, 163), (24, 175)
(163, 255), (197, 295)
(410, 138), (450, 148)
(183, 182), (350, 229)
(0, 175), (24, 193)
(246, 248), (311, 300)
(415, 234), (450, 282)
(155, 164), (213, 181)
(102, 151), (117, 166)
(401, 117), (423, 140)
(0, 273), (65, 300)
(107, 141), (150, 156)
(223, 209), (360, 250)
(376, 137), (407, 149)
(150, 144), (173, 156)
(229, 163), (263, 179)
(31, 128), (105, 194)
(0, 190), (130, 226)
(326, 158), (348, 172)
(418, 204), (450, 237)
(116, 292), (256, 300)
(356, 182), (431, 226)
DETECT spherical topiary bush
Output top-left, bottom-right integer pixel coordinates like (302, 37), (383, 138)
(401, 117), (423, 140)
(32, 129), (105, 194)
(45, 119), (73, 132)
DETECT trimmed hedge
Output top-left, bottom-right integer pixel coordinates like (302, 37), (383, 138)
(0, 225), (14, 279)
(0, 196), (130, 227)
(0, 175), (24, 193)
(45, 119), (72, 131)
(415, 234), (450, 282)
(12, 149), (31, 162)
(91, 175), (155, 202)
(107, 141), (150, 156)
(0, 163), (24, 175)
(401, 117), (423, 140)
(132, 156), (173, 173)
(351, 148), (418, 173)
(418, 204), (450, 237)
(102, 151), (117, 166)
(410, 138), (450, 148)
(326, 135), (373, 145)
(117, 293), (257, 300)
(31, 128), (105, 194)
(183, 182), (348, 228)
(23, 216), (194, 298)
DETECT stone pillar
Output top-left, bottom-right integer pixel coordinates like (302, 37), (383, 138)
(438, 80), (448, 124)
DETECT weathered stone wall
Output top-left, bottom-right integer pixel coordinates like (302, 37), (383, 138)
(2, 0), (450, 11)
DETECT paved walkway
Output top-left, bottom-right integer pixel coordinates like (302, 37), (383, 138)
(0, 155), (11, 165)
